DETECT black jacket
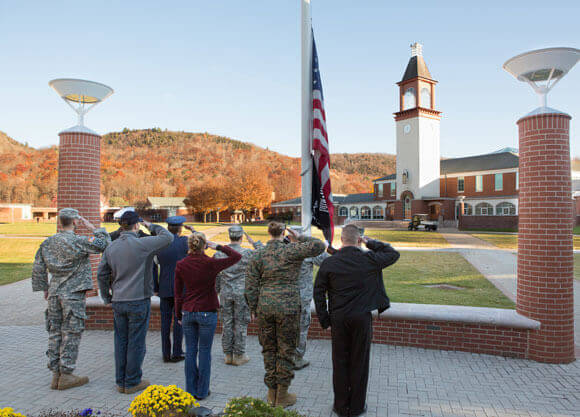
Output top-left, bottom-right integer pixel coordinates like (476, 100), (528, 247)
(313, 239), (400, 329)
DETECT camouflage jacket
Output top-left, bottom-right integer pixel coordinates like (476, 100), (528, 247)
(298, 252), (330, 304)
(245, 236), (325, 315)
(32, 228), (111, 299)
(214, 241), (263, 298)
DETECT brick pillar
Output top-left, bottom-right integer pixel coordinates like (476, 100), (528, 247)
(57, 130), (102, 297)
(517, 112), (575, 363)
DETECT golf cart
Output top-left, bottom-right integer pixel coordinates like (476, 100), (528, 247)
(408, 214), (438, 231)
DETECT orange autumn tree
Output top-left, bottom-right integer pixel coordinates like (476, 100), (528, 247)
(227, 163), (273, 220)
(185, 181), (227, 223)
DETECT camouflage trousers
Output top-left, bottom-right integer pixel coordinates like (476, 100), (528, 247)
(45, 296), (86, 374)
(220, 294), (250, 355)
(258, 312), (300, 389)
(296, 299), (311, 359)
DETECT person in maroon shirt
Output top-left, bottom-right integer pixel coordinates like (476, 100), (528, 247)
(175, 231), (241, 400)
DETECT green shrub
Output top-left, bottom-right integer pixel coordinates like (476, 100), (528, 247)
(222, 397), (306, 417)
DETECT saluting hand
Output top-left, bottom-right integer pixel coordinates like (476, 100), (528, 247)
(244, 232), (255, 245)
(184, 224), (195, 233)
(79, 216), (96, 232)
(286, 227), (299, 242)
(207, 241), (218, 250)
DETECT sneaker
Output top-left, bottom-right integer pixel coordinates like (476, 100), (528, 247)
(125, 379), (150, 394)
(293, 356), (310, 370)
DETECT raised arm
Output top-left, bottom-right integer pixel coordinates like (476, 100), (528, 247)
(140, 223), (174, 253)
(364, 238), (400, 269)
(97, 251), (113, 305)
(31, 243), (48, 293)
(210, 244), (242, 273)
(73, 227), (111, 254)
(313, 264), (331, 329)
(287, 236), (326, 261)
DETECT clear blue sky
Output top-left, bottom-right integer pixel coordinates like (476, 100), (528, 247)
(0, 1), (578, 158)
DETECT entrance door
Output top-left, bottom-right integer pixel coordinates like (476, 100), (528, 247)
(404, 197), (411, 219)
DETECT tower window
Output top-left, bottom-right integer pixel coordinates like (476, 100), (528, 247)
(495, 173), (503, 191)
(421, 87), (431, 109)
(475, 175), (483, 192)
(403, 88), (416, 110)
(458, 177), (464, 193)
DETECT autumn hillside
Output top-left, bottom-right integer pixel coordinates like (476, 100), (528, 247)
(0, 129), (396, 207)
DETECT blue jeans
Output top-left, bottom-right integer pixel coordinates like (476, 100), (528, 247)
(182, 311), (217, 399)
(112, 299), (151, 389)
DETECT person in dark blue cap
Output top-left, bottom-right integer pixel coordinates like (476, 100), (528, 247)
(153, 216), (194, 363)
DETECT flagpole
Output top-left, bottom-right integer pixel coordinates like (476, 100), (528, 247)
(300, 0), (313, 236)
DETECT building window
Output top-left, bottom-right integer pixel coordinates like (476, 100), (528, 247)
(297, 207), (301, 214)
(463, 203), (473, 215)
(361, 206), (371, 220)
(475, 175), (483, 192)
(350, 207), (358, 218)
(339, 207), (348, 217)
(475, 202), (493, 215)
(377, 183), (383, 198)
(458, 177), (464, 193)
(403, 88), (416, 110)
(496, 202), (516, 215)
(372, 206), (383, 219)
(516, 171), (519, 190)
(391, 183), (396, 197)
(495, 173), (503, 191)
(420, 87), (431, 109)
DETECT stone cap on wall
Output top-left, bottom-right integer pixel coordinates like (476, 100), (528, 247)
(87, 296), (540, 330)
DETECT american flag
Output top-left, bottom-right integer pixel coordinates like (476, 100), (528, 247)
(311, 34), (334, 242)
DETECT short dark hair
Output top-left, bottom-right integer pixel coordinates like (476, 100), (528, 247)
(342, 224), (360, 245)
(168, 225), (182, 235)
(268, 221), (286, 237)
(59, 216), (74, 227)
(120, 222), (134, 231)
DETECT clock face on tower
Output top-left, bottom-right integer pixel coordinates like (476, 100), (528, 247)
(404, 124), (411, 134)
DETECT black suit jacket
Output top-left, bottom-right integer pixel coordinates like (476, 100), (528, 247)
(313, 239), (400, 329)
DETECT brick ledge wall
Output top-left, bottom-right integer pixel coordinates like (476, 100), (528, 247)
(85, 298), (545, 361)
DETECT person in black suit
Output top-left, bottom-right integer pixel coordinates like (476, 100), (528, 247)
(314, 224), (400, 417)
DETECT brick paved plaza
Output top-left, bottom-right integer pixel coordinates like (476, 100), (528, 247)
(1, 325), (579, 417)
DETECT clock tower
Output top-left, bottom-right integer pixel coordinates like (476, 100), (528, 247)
(394, 43), (441, 217)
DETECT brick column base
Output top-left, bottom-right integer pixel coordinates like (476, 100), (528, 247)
(517, 112), (575, 364)
(58, 130), (102, 297)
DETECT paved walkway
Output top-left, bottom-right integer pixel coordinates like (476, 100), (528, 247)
(439, 230), (580, 348)
(1, 325), (579, 417)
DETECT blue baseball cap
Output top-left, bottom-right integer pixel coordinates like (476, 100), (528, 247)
(166, 216), (187, 226)
(119, 211), (143, 226)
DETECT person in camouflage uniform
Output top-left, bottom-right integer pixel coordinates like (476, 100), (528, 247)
(214, 225), (263, 366)
(289, 226), (332, 370)
(245, 222), (325, 408)
(31, 208), (111, 391)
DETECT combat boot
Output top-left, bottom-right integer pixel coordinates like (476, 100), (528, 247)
(57, 373), (89, 390)
(293, 356), (310, 370)
(232, 354), (250, 366)
(50, 371), (60, 390)
(275, 385), (297, 408)
(125, 379), (150, 394)
(224, 353), (233, 365)
(267, 387), (277, 406)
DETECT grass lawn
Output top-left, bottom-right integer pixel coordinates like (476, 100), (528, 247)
(574, 254), (580, 281)
(0, 238), (43, 285)
(472, 233), (580, 250)
(314, 251), (515, 309)
(212, 225), (449, 248)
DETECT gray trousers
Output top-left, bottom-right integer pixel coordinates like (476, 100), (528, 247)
(296, 301), (311, 358)
(220, 293), (250, 355)
(45, 296), (85, 373)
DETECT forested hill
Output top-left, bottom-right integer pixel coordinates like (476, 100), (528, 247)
(0, 128), (396, 206)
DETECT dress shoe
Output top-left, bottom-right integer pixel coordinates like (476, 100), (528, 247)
(171, 355), (185, 362)
(194, 390), (211, 401)
(350, 406), (367, 416)
(332, 407), (348, 417)
(163, 356), (172, 363)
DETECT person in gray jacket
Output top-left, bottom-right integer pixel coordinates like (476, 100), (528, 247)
(97, 211), (173, 395)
